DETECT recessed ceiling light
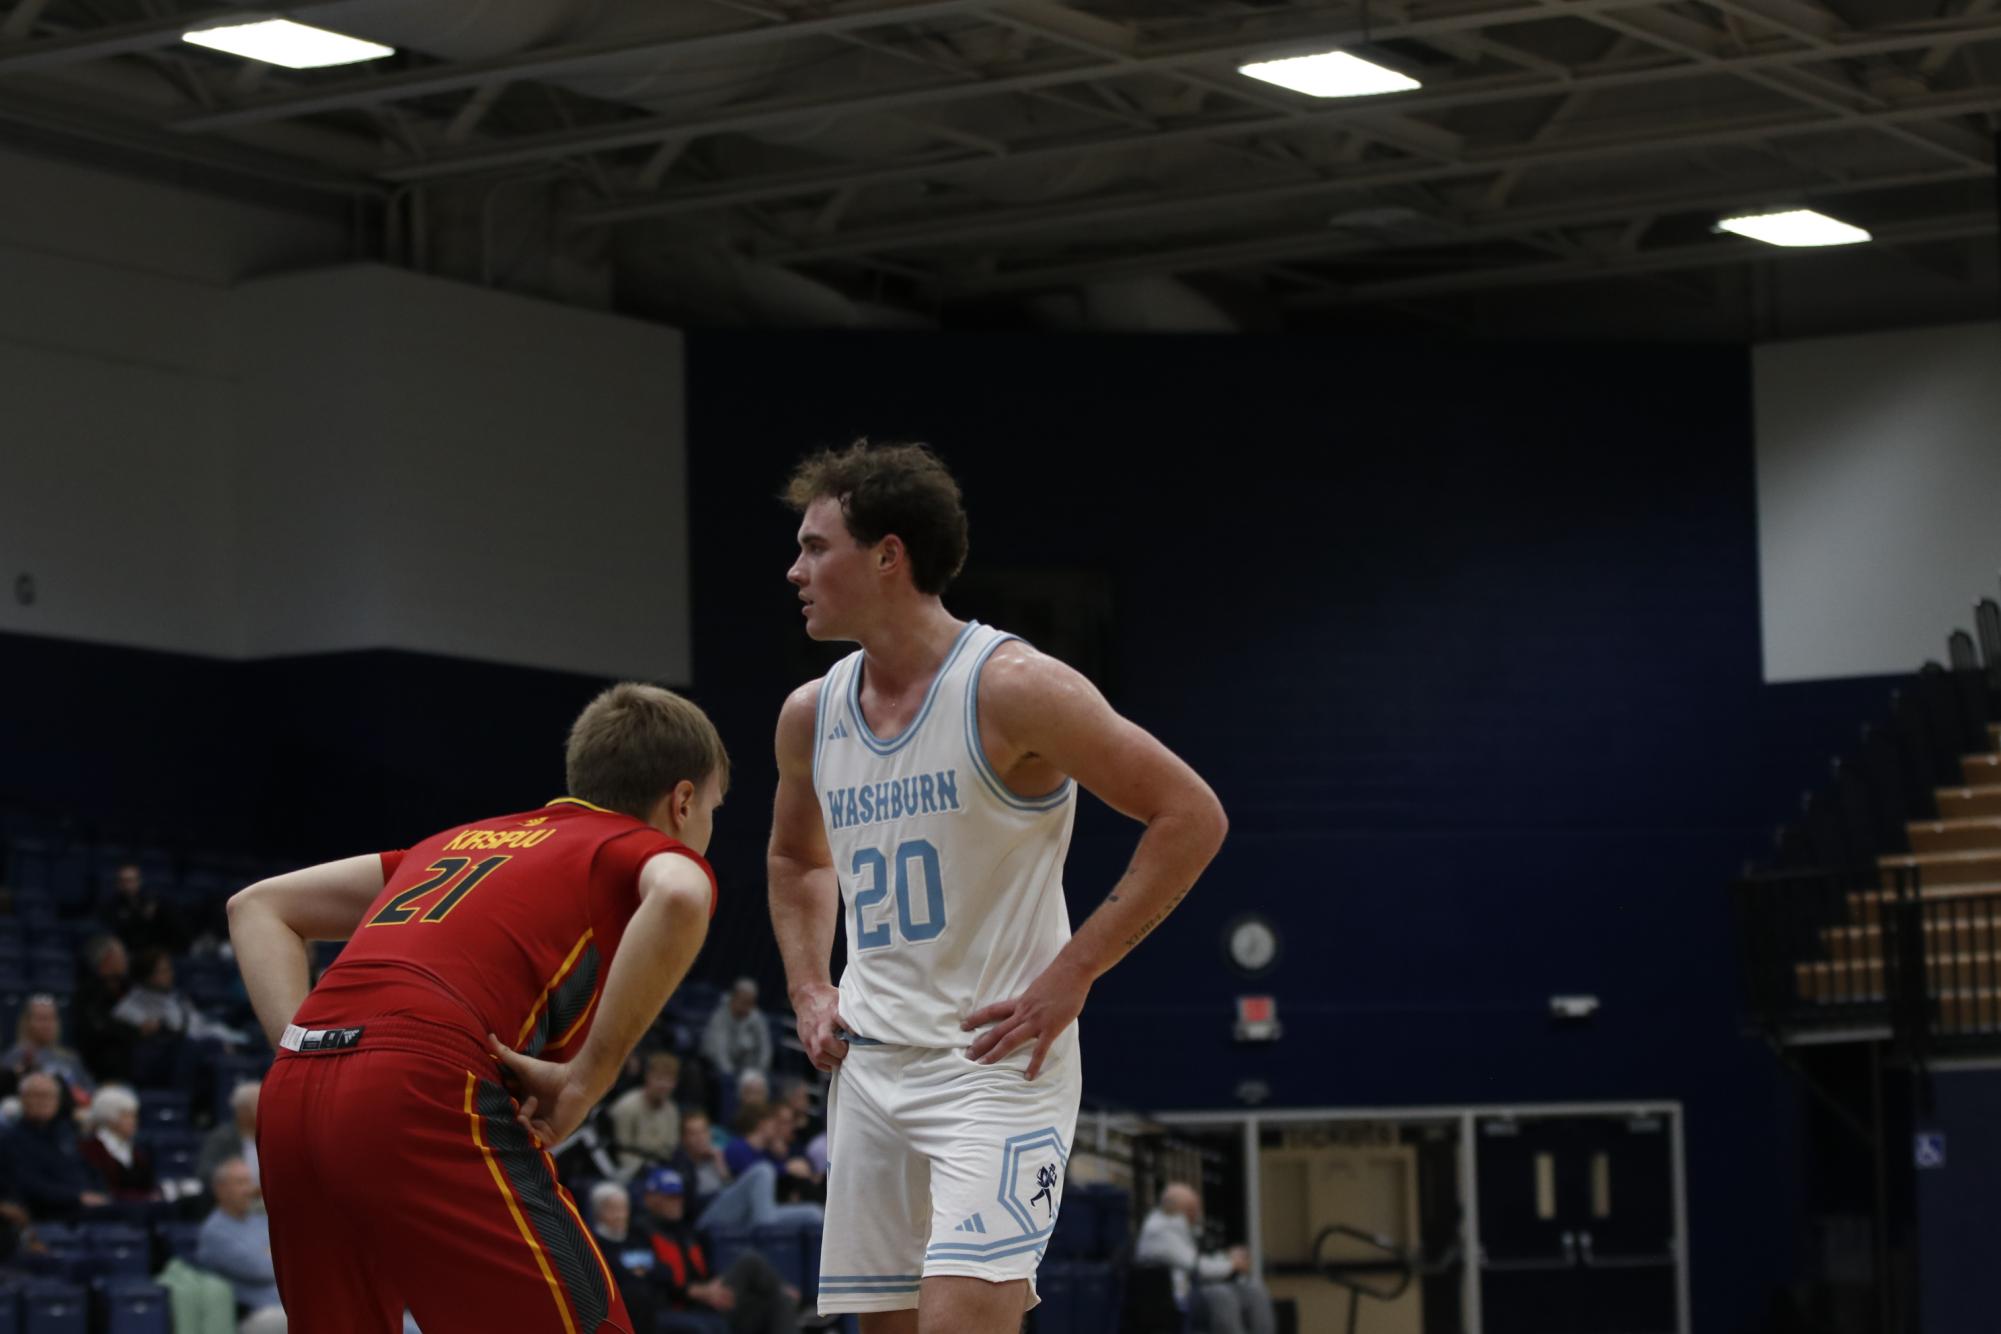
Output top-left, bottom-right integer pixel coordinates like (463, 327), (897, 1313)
(1238, 51), (1420, 99)
(181, 19), (394, 70)
(1715, 208), (1871, 248)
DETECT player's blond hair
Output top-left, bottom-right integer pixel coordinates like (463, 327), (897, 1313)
(564, 683), (729, 820)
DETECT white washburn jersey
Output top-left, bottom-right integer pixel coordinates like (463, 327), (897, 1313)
(814, 620), (1077, 1050)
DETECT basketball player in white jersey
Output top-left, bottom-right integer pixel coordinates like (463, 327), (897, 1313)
(768, 441), (1228, 1333)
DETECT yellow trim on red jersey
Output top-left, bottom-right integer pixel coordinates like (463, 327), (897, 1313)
(464, 1072), (578, 1334)
(546, 796), (616, 814)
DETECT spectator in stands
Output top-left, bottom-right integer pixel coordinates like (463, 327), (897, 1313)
(74, 936), (136, 1083)
(198, 1082), (261, 1189)
(1136, 1182), (1276, 1334)
(77, 1084), (157, 1202)
(730, 1068), (770, 1130)
(588, 1180), (661, 1332)
(773, 1076), (816, 1135)
(668, 1111), (732, 1218)
(701, 979), (772, 1081)
(696, 1107), (822, 1234)
(114, 949), (247, 1092)
(197, 1157), (285, 1332)
(607, 1049), (683, 1181)
(2, 994), (95, 1104)
(0, 1072), (108, 1221)
(724, 1105), (815, 1183)
(637, 1168), (806, 1334)
(100, 863), (186, 956)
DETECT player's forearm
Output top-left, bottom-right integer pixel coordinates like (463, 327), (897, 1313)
(226, 899), (313, 1049)
(768, 855), (839, 1004)
(1056, 800), (1227, 980)
(567, 881), (709, 1099)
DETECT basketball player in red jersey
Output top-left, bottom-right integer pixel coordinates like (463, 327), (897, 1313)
(227, 684), (726, 1334)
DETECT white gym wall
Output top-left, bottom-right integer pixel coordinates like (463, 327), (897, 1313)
(1754, 320), (2001, 684)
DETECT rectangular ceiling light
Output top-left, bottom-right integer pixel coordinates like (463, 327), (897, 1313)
(1715, 208), (1872, 247)
(1238, 51), (1420, 98)
(182, 19), (394, 69)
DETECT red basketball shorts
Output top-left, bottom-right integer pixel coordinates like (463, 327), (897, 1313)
(257, 1018), (628, 1334)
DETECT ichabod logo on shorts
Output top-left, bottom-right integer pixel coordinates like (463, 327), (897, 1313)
(1030, 1163), (1060, 1216)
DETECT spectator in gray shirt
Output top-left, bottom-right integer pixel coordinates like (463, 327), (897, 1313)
(1135, 1181), (1275, 1334)
(701, 979), (772, 1081)
(198, 1082), (262, 1190)
(197, 1157), (285, 1329)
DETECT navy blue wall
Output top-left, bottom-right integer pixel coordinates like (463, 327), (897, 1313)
(0, 330), (1912, 1331)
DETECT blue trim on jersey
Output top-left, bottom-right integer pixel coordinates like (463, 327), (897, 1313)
(811, 668), (839, 794)
(849, 620), (981, 757)
(819, 1274), (921, 1284)
(963, 635), (1075, 813)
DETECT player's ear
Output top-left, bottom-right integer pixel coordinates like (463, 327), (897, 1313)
(876, 535), (903, 572)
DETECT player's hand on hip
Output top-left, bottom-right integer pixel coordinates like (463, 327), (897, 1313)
(485, 1034), (593, 1145)
(792, 983), (850, 1072)
(962, 959), (1091, 1080)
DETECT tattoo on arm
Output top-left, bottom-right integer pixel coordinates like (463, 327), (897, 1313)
(1120, 890), (1189, 953)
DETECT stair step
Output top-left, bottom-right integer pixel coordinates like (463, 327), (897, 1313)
(1797, 979), (2001, 1029)
(1963, 754), (2001, 787)
(1936, 786), (2001, 819)
(1940, 990), (2001, 1032)
(1797, 953), (2001, 1002)
(1908, 818), (2001, 854)
(1845, 881), (2001, 919)
(1877, 849), (2001, 886)
(1824, 918), (2001, 951)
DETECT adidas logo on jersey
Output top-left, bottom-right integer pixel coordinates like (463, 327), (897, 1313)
(827, 720), (850, 741)
(952, 1214), (989, 1235)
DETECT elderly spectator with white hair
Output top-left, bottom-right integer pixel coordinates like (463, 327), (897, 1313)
(701, 978), (772, 1081)
(1136, 1181), (1276, 1334)
(78, 1084), (159, 1202)
(199, 1081), (262, 1189)
(588, 1178), (662, 1332)
(197, 1157), (285, 1331)
(2, 994), (95, 1104)
(0, 1071), (108, 1220)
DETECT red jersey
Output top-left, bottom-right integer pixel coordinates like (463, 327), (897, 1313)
(294, 798), (715, 1060)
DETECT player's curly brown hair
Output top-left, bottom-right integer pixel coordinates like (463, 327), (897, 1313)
(565, 683), (729, 820)
(782, 439), (969, 596)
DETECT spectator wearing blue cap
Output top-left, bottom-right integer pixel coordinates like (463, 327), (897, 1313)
(638, 1167), (804, 1334)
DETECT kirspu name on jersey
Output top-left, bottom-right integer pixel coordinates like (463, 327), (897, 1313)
(826, 770), (963, 832)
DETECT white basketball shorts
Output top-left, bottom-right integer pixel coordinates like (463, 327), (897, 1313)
(816, 1025), (1082, 1315)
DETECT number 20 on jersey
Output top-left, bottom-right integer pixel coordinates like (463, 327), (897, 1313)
(850, 839), (946, 949)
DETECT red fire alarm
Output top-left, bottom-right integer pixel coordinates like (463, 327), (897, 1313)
(1235, 995), (1281, 1042)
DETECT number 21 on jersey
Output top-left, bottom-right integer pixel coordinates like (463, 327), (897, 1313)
(851, 839), (946, 949)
